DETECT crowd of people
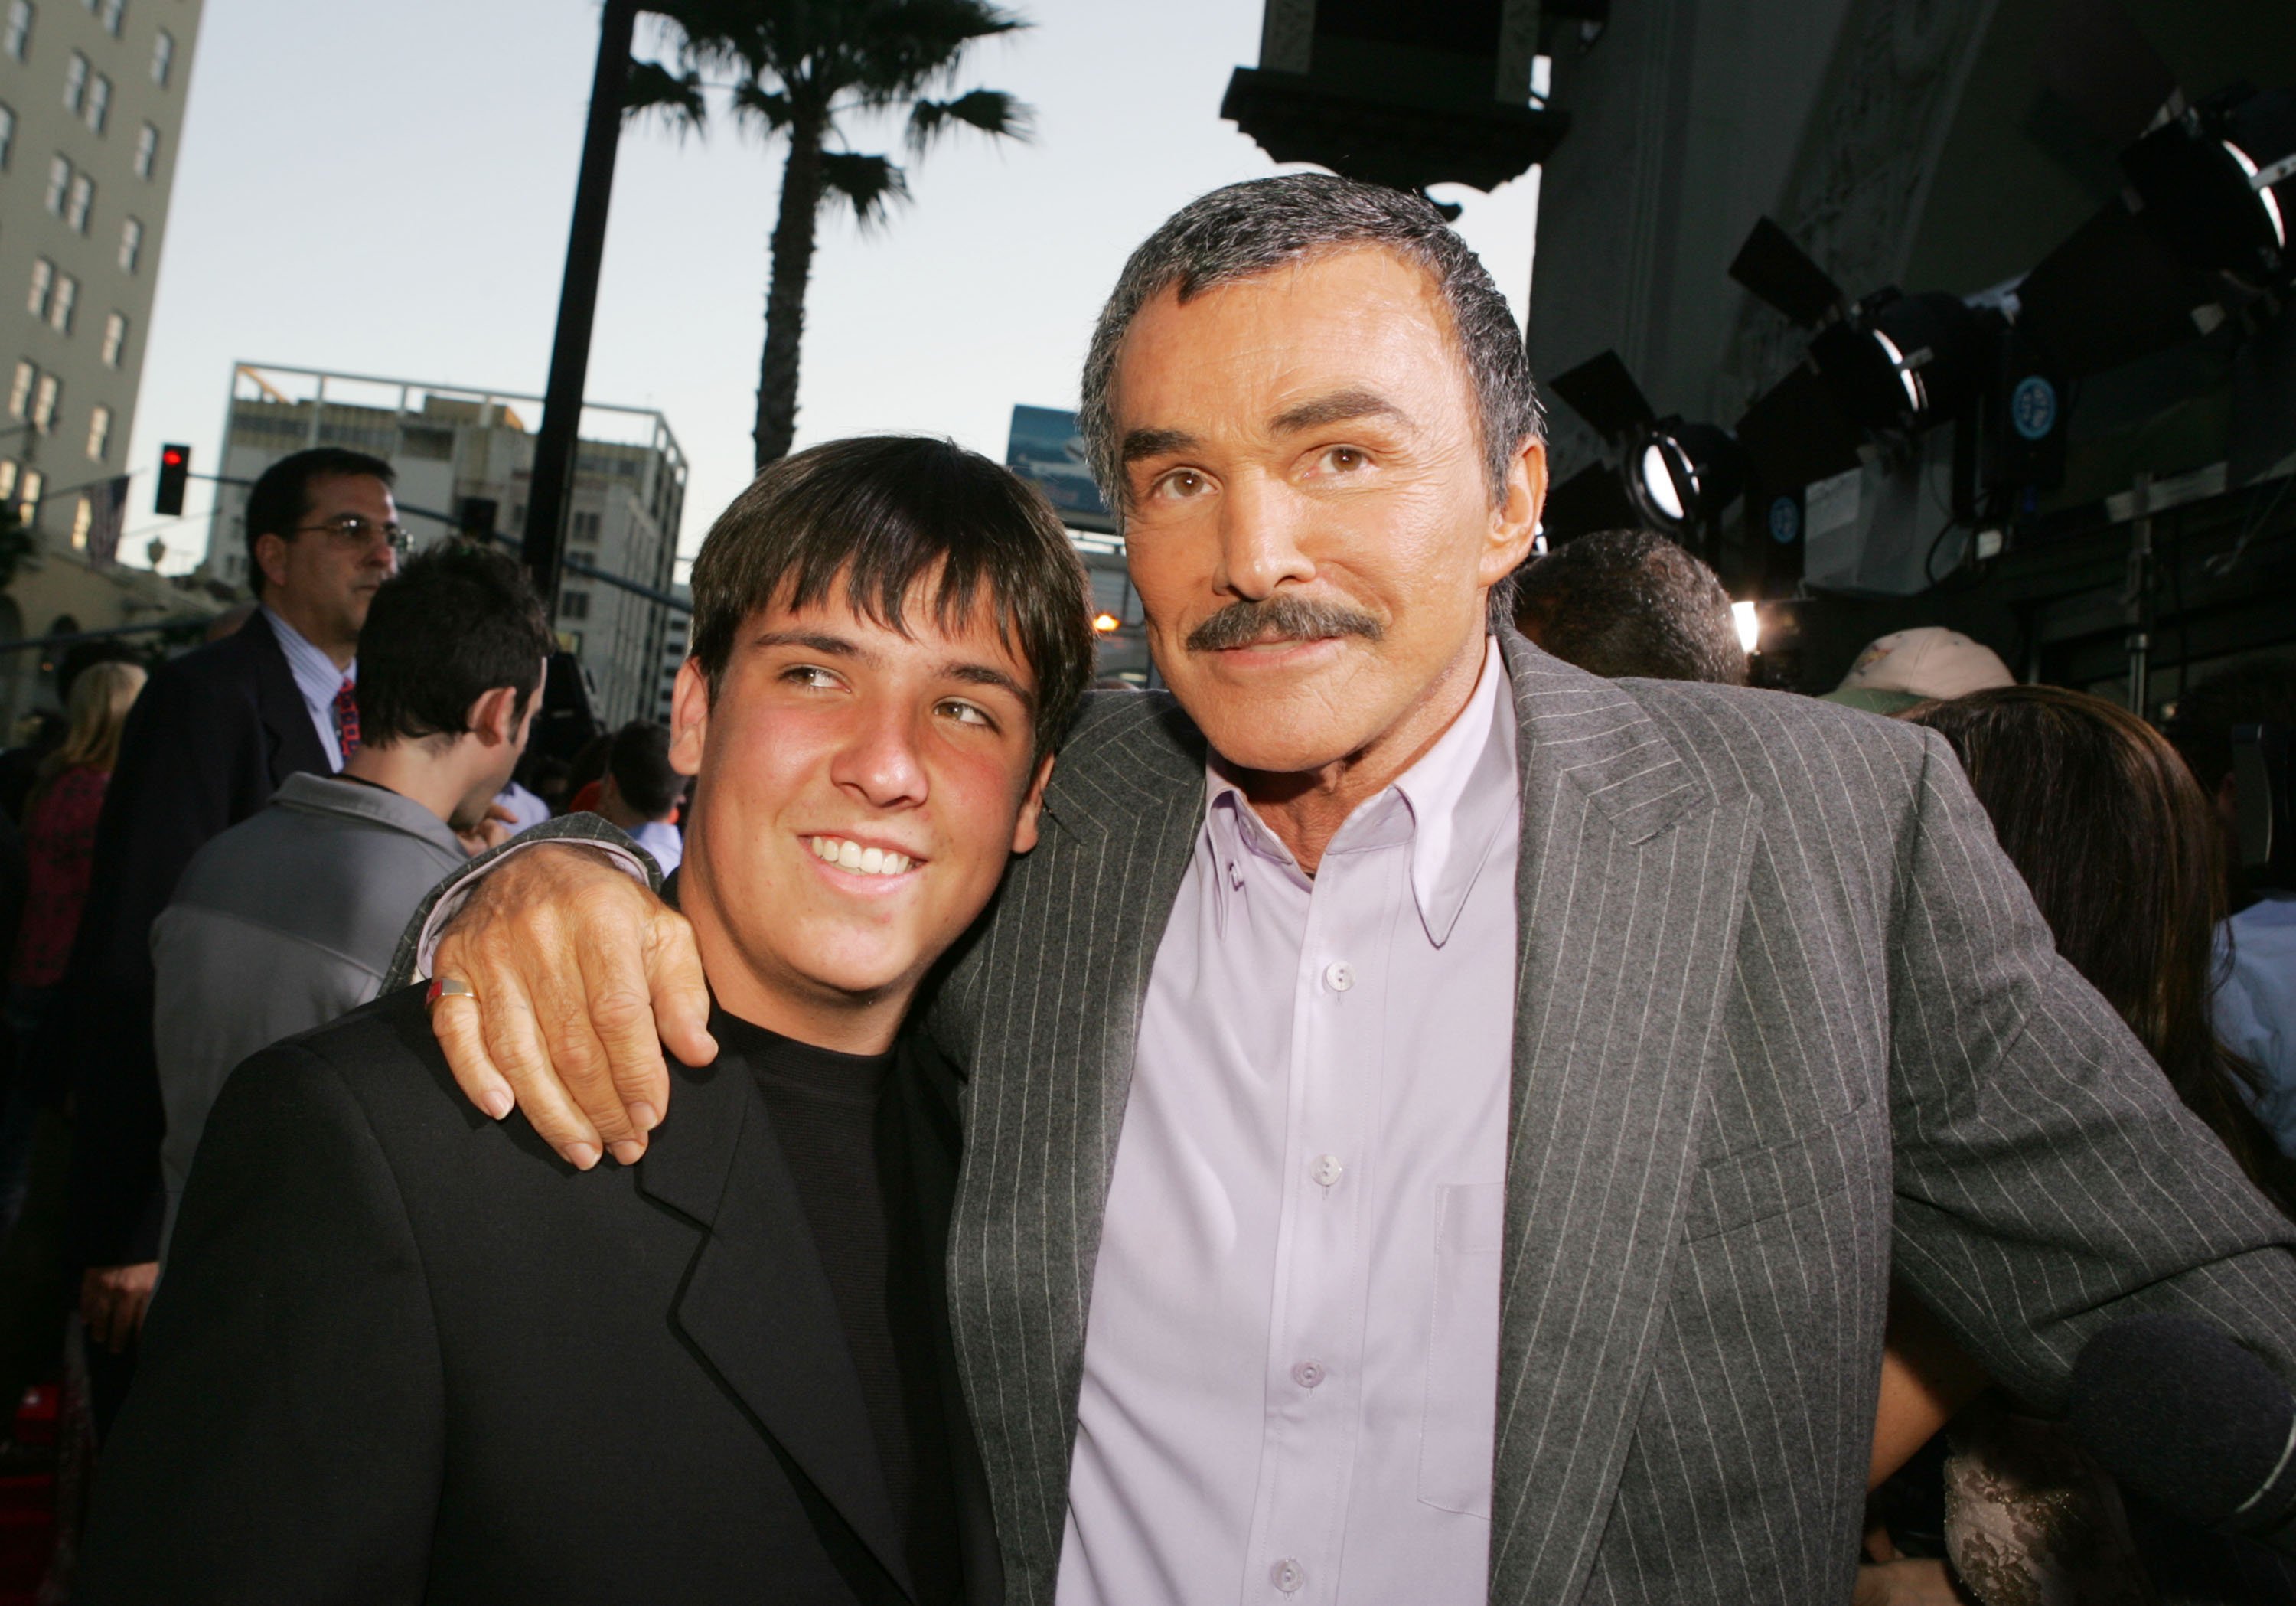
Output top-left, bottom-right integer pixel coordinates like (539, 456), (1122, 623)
(0, 173), (2277, 1604)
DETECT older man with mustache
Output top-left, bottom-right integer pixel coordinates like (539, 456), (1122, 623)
(397, 177), (2296, 1605)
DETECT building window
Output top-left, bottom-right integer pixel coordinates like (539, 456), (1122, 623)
(7, 362), (33, 420)
(148, 26), (170, 86)
(68, 492), (89, 547)
(18, 468), (43, 523)
(99, 310), (125, 365)
(96, 0), (120, 35)
(559, 590), (591, 621)
(62, 48), (86, 113)
(44, 154), (70, 214)
(64, 171), (92, 231)
(0, 103), (14, 168)
(30, 373), (60, 433)
(47, 272), (73, 332)
(26, 257), (51, 318)
(3, 1), (31, 61)
(0, 462), (15, 502)
(117, 214), (140, 272)
(132, 120), (156, 177)
(84, 70), (107, 132)
(85, 403), (109, 461)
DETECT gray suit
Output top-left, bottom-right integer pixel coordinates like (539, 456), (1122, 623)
(154, 772), (469, 1257)
(392, 632), (2296, 1604)
(924, 632), (2296, 1604)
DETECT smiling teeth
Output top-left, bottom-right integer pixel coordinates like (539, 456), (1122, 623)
(808, 836), (912, 876)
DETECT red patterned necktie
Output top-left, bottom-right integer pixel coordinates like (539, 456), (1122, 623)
(332, 677), (360, 761)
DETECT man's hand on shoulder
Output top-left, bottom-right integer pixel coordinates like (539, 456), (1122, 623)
(427, 844), (713, 1170)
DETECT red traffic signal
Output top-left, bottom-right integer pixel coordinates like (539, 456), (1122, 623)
(155, 443), (191, 517)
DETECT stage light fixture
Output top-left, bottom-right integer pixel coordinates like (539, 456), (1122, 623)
(2122, 87), (2296, 286)
(1808, 290), (1993, 434)
(1549, 351), (1746, 544)
(1628, 420), (1745, 534)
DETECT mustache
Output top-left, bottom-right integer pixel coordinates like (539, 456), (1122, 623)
(1184, 594), (1384, 654)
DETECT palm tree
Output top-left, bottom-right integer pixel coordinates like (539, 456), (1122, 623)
(628, 0), (1032, 468)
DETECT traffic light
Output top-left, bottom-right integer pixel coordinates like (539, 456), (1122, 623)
(155, 443), (191, 516)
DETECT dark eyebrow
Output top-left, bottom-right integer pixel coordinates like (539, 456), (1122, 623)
(942, 661), (1036, 711)
(1270, 387), (1411, 434)
(753, 629), (875, 664)
(1120, 426), (1197, 464)
(757, 629), (1033, 711)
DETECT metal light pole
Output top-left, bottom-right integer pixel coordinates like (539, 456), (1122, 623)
(523, 0), (639, 609)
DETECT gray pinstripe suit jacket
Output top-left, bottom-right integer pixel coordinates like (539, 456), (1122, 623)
(916, 631), (2296, 1605)
(393, 631), (2296, 1605)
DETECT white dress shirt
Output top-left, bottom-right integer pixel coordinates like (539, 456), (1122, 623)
(1059, 638), (1519, 1606)
(262, 604), (352, 772)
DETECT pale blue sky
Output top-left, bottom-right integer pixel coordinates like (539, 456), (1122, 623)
(123, 0), (1538, 575)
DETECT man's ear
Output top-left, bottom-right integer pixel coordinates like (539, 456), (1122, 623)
(1009, 752), (1056, 855)
(1479, 436), (1548, 589)
(668, 658), (709, 778)
(252, 531), (292, 594)
(466, 684), (523, 747)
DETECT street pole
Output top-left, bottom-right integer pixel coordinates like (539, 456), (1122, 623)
(523, 0), (639, 609)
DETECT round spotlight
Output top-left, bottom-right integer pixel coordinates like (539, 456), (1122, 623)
(1091, 612), (1120, 635)
(1639, 442), (1687, 522)
(1626, 420), (1744, 535)
(1811, 291), (1991, 433)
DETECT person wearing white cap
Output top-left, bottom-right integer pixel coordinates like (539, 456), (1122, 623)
(1822, 625), (2017, 715)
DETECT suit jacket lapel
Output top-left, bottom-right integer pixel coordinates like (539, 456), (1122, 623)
(895, 1038), (1005, 1606)
(242, 610), (333, 784)
(638, 1055), (915, 1601)
(934, 694), (1206, 1598)
(1486, 632), (1761, 1604)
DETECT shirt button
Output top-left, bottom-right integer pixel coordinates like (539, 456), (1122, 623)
(1323, 959), (1355, 992)
(1270, 1558), (1306, 1594)
(1310, 1154), (1344, 1188)
(1292, 1359), (1325, 1389)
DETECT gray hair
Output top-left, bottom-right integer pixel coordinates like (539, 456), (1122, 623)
(1078, 174), (1544, 522)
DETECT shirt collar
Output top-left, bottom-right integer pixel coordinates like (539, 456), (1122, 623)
(261, 602), (355, 716)
(269, 771), (466, 860)
(1202, 635), (1517, 947)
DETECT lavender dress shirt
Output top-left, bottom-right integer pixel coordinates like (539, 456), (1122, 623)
(1058, 638), (1519, 1606)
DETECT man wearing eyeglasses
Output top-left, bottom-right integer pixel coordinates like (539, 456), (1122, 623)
(60, 446), (403, 1435)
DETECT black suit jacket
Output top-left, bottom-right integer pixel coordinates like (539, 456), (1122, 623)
(64, 609), (332, 1263)
(80, 986), (1002, 1606)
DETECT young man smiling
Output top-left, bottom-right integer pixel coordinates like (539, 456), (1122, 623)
(80, 436), (1093, 1606)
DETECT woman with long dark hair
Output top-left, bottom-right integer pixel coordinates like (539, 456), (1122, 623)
(1908, 685), (2295, 1211)
(1860, 685), (2296, 1605)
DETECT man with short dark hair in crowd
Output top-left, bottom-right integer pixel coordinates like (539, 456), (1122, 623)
(148, 545), (550, 1259)
(81, 436), (1091, 1605)
(595, 719), (683, 876)
(1510, 527), (1746, 684)
(62, 446), (402, 1423)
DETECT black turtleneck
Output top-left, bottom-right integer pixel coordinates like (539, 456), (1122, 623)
(713, 1013), (960, 1605)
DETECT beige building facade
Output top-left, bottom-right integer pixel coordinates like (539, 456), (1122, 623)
(207, 363), (687, 729)
(1, 0), (199, 550)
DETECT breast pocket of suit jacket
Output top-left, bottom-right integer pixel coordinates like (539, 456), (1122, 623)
(1419, 1180), (1505, 1519)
